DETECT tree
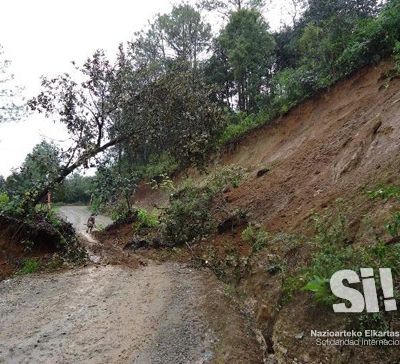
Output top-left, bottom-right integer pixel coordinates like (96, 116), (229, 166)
(0, 45), (24, 123)
(274, 26), (302, 71)
(92, 162), (138, 213)
(199, 0), (266, 15)
(0, 175), (5, 192)
(5, 141), (61, 199)
(26, 48), (224, 212)
(131, 4), (212, 72)
(204, 39), (235, 108)
(218, 9), (275, 112)
(302, 0), (381, 25)
(27, 49), (138, 209)
(159, 3), (212, 70)
(54, 173), (94, 204)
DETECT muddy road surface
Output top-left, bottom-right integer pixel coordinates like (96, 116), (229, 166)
(0, 263), (216, 364)
(58, 205), (113, 264)
(0, 206), (259, 363)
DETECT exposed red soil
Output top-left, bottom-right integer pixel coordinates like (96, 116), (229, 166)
(0, 215), (59, 280)
(217, 60), (400, 238)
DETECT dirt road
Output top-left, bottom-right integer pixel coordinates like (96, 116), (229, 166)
(0, 263), (217, 364)
(0, 206), (251, 363)
(58, 205), (113, 264)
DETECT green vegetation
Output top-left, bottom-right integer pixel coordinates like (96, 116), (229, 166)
(16, 258), (40, 275)
(161, 167), (245, 246)
(395, 41), (400, 71)
(216, 0), (400, 143)
(241, 224), (269, 252)
(303, 276), (333, 305)
(2, 0), (399, 219)
(136, 208), (159, 229)
(283, 206), (400, 308)
(385, 212), (400, 238)
(138, 154), (179, 181)
(0, 192), (9, 208)
(367, 184), (400, 200)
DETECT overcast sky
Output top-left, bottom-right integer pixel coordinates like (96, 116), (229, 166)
(0, 0), (291, 177)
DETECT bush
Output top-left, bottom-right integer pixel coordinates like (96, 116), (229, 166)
(139, 153), (179, 180)
(385, 211), (400, 238)
(17, 258), (40, 275)
(303, 276), (334, 305)
(367, 184), (400, 201)
(395, 41), (400, 72)
(161, 167), (246, 246)
(271, 66), (318, 114)
(137, 208), (159, 229)
(313, 208), (349, 247)
(0, 192), (10, 209)
(205, 166), (246, 191)
(110, 203), (132, 222)
(162, 182), (213, 246)
(241, 224), (269, 252)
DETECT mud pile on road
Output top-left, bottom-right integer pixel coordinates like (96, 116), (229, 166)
(0, 213), (85, 279)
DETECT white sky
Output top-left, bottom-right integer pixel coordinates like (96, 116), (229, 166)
(0, 0), (291, 177)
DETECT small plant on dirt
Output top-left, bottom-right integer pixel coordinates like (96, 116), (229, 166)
(265, 255), (286, 275)
(17, 258), (40, 275)
(136, 208), (159, 229)
(223, 283), (235, 296)
(313, 206), (349, 247)
(283, 206), (400, 308)
(46, 254), (64, 271)
(150, 173), (176, 192)
(205, 166), (246, 191)
(303, 276), (335, 305)
(367, 184), (400, 201)
(283, 208), (352, 306)
(356, 312), (389, 338)
(394, 41), (400, 73)
(385, 211), (400, 238)
(241, 224), (269, 253)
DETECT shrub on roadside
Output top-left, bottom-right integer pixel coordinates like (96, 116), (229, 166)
(161, 167), (246, 246)
(16, 258), (40, 275)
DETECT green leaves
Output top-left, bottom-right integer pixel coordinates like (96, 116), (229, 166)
(132, 3), (211, 70)
(218, 8), (275, 112)
(385, 212), (400, 238)
(0, 45), (25, 123)
(303, 276), (334, 305)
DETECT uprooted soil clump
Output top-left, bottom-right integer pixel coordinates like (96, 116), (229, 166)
(0, 213), (85, 280)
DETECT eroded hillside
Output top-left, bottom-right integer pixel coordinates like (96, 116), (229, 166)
(217, 60), (400, 236)
(131, 59), (400, 363)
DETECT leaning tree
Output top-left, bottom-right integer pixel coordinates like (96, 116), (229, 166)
(26, 48), (224, 212)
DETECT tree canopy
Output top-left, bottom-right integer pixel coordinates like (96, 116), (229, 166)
(0, 45), (25, 123)
(3, 0), (400, 215)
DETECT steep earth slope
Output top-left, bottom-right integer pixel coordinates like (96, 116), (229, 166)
(218, 60), (400, 236)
